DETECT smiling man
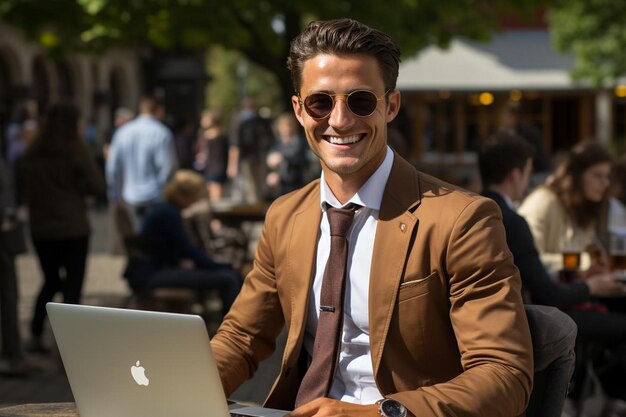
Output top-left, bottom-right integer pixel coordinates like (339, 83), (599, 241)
(210, 18), (533, 417)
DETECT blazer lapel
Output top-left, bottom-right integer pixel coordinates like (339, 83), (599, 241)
(283, 188), (322, 361)
(369, 155), (422, 378)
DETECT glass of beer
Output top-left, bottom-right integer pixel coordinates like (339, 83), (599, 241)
(561, 237), (582, 271)
(610, 229), (626, 271)
(562, 251), (581, 270)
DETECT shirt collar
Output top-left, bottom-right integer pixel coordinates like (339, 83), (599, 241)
(320, 146), (394, 211)
(495, 190), (516, 210)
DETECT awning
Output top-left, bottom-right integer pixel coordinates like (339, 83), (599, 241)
(397, 30), (586, 92)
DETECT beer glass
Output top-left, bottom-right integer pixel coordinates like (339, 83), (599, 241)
(609, 228), (626, 271)
(562, 252), (581, 270)
(561, 238), (581, 270)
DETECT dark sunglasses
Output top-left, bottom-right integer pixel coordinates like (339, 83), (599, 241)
(300, 90), (389, 119)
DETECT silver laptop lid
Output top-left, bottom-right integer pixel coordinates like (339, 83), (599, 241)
(47, 302), (231, 417)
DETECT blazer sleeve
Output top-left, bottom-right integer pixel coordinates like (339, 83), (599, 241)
(390, 198), (534, 417)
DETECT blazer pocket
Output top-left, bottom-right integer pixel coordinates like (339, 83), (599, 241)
(398, 271), (438, 303)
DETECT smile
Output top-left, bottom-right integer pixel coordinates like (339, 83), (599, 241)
(324, 134), (363, 145)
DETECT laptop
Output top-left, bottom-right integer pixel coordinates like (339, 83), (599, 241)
(46, 302), (288, 417)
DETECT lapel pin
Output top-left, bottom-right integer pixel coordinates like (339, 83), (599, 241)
(399, 223), (407, 232)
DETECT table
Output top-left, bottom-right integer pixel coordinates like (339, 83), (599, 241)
(0, 402), (262, 416)
(209, 201), (269, 224)
(0, 403), (77, 416)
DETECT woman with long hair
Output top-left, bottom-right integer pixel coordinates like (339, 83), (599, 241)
(518, 141), (613, 274)
(22, 102), (106, 352)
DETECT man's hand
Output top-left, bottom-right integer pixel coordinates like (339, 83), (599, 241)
(287, 398), (379, 417)
(581, 262), (609, 280)
(586, 272), (626, 297)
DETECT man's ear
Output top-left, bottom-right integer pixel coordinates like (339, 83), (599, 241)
(508, 167), (521, 183)
(292, 95), (305, 127)
(386, 90), (401, 123)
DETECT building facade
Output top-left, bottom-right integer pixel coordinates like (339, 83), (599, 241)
(0, 23), (141, 156)
(397, 29), (623, 185)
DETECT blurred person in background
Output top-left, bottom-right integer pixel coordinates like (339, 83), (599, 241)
(607, 154), (626, 230)
(103, 107), (135, 255)
(106, 95), (177, 232)
(518, 142), (613, 275)
(102, 107), (134, 161)
(265, 112), (307, 199)
(3, 100), (38, 207)
(0, 157), (33, 375)
(21, 102), (106, 353)
(124, 170), (241, 319)
(227, 97), (275, 203)
(196, 109), (229, 201)
(173, 118), (197, 170)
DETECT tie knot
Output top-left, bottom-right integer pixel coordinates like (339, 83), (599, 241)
(327, 203), (361, 237)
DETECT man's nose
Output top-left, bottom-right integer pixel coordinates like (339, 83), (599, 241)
(328, 97), (354, 129)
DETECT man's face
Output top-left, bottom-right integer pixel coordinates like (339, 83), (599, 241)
(291, 53), (400, 185)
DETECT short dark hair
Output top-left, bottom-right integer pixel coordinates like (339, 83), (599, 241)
(478, 132), (535, 187)
(287, 18), (401, 95)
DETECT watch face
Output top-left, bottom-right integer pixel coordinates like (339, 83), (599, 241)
(381, 399), (407, 417)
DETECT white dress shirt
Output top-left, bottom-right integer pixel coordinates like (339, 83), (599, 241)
(303, 146), (394, 404)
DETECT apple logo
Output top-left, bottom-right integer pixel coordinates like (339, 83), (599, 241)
(130, 360), (150, 386)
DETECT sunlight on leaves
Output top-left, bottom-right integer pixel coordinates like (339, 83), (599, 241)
(39, 30), (60, 47)
(78, 0), (107, 15)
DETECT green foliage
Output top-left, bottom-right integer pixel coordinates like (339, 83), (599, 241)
(0, 0), (549, 104)
(204, 46), (283, 126)
(549, 0), (626, 87)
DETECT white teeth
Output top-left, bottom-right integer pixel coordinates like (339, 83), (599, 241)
(328, 135), (360, 144)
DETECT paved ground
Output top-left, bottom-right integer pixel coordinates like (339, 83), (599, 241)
(0, 207), (283, 408)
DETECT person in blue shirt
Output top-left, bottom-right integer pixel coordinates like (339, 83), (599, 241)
(106, 95), (177, 232)
(124, 169), (241, 318)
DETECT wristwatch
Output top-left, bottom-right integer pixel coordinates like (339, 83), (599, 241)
(377, 398), (407, 417)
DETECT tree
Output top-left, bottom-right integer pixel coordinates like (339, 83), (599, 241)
(549, 0), (626, 88)
(1, 0), (549, 105)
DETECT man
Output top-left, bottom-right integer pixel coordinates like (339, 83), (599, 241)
(106, 95), (177, 232)
(211, 19), (533, 417)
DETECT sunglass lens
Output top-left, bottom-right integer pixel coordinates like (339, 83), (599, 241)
(305, 94), (334, 118)
(348, 91), (378, 116)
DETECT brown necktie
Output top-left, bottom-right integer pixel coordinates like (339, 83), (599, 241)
(295, 203), (360, 407)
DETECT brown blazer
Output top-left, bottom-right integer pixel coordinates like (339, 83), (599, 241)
(211, 154), (533, 417)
